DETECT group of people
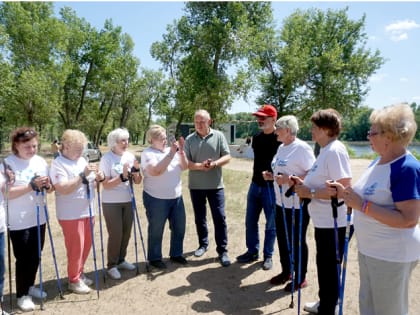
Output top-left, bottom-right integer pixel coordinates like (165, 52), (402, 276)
(236, 103), (419, 315)
(0, 104), (418, 315)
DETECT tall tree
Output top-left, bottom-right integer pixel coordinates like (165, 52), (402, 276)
(253, 7), (385, 119)
(0, 2), (66, 131)
(151, 2), (274, 128)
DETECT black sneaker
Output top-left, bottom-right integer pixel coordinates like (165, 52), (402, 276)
(150, 260), (167, 269)
(236, 251), (259, 263)
(284, 279), (308, 292)
(170, 256), (188, 265)
(269, 272), (291, 285)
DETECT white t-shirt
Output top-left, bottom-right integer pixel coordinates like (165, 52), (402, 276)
(271, 138), (316, 208)
(0, 173), (5, 233)
(4, 154), (48, 230)
(50, 155), (95, 220)
(99, 150), (136, 203)
(353, 153), (420, 262)
(141, 147), (183, 199)
(304, 140), (352, 228)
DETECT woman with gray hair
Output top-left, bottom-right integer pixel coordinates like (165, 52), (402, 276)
(329, 103), (420, 315)
(99, 128), (142, 280)
(262, 115), (315, 291)
(141, 125), (188, 269)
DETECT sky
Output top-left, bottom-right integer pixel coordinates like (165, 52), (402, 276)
(54, 1), (420, 114)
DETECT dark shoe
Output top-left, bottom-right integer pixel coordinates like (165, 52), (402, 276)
(269, 272), (291, 285)
(236, 251), (258, 263)
(194, 246), (207, 257)
(150, 260), (167, 269)
(170, 256), (188, 265)
(284, 279), (308, 292)
(219, 252), (231, 267)
(262, 257), (273, 270)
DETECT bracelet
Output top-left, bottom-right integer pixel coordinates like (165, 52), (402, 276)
(361, 200), (370, 215)
(119, 173), (129, 182)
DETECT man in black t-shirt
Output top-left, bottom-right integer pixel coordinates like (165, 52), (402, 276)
(236, 104), (280, 270)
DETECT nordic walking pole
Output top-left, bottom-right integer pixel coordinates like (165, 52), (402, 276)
(2, 161), (13, 312)
(35, 190), (44, 310)
(329, 181), (344, 294)
(297, 198), (310, 315)
(127, 174), (139, 275)
(129, 175), (149, 273)
(278, 180), (292, 280)
(85, 180), (100, 299)
(289, 190), (296, 309)
(338, 206), (352, 315)
(96, 182), (106, 283)
(41, 189), (64, 299)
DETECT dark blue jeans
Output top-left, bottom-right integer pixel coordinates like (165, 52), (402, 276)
(244, 182), (276, 259)
(189, 189), (228, 255)
(143, 191), (186, 261)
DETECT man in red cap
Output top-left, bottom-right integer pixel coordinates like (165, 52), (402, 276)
(236, 104), (279, 270)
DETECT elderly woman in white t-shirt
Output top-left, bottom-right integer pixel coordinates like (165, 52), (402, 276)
(330, 103), (420, 315)
(293, 109), (352, 314)
(99, 128), (142, 280)
(50, 129), (104, 295)
(140, 125), (188, 269)
(4, 127), (53, 312)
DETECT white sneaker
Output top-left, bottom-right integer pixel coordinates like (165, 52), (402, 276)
(107, 267), (121, 280)
(304, 301), (319, 314)
(1, 309), (10, 315)
(80, 274), (93, 286)
(68, 280), (91, 294)
(17, 295), (35, 312)
(118, 261), (136, 271)
(303, 301), (339, 315)
(28, 286), (47, 299)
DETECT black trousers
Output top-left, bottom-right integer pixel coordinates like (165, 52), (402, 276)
(315, 225), (353, 315)
(10, 224), (46, 298)
(275, 204), (310, 281)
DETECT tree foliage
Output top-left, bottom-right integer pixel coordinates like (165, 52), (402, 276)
(1, 3), (402, 147)
(151, 2), (274, 130)
(252, 7), (385, 120)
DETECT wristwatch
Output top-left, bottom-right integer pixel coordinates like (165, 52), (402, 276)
(310, 188), (316, 199)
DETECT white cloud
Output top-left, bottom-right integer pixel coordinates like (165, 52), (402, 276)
(399, 77), (409, 82)
(412, 96), (420, 102)
(370, 73), (388, 82)
(385, 19), (420, 42)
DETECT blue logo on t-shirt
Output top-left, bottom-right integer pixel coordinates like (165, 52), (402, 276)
(364, 182), (378, 196)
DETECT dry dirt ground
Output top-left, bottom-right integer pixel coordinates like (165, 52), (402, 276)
(2, 157), (419, 315)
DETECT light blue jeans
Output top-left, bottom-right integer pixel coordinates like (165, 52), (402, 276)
(244, 182), (276, 259)
(143, 191), (186, 262)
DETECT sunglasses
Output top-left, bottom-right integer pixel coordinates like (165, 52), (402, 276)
(16, 129), (37, 139)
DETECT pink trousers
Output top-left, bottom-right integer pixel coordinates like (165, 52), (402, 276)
(59, 218), (94, 283)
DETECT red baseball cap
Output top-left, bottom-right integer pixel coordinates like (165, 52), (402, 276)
(252, 104), (277, 119)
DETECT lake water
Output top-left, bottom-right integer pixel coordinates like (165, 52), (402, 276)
(342, 142), (420, 157)
(231, 141), (420, 159)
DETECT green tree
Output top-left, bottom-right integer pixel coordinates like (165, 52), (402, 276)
(151, 2), (274, 131)
(0, 2), (66, 133)
(253, 7), (385, 119)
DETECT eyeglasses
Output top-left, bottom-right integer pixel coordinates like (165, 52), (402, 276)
(367, 130), (381, 137)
